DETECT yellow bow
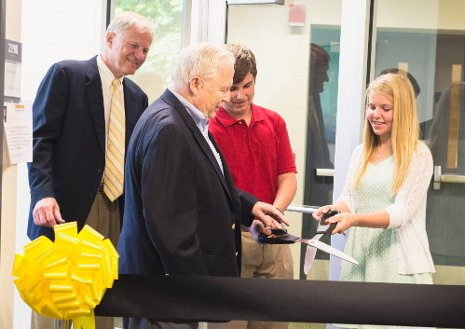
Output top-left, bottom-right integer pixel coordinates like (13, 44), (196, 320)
(12, 222), (119, 329)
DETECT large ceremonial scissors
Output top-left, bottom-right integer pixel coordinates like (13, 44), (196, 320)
(259, 209), (359, 265)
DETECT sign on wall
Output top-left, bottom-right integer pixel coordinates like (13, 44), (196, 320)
(5, 39), (22, 101)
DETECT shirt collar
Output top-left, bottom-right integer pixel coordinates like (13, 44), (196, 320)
(168, 87), (209, 132)
(97, 55), (123, 88)
(215, 103), (263, 127)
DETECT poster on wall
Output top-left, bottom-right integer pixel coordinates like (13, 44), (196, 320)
(3, 101), (32, 164)
(5, 39), (22, 101)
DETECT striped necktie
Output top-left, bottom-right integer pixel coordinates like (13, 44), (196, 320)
(103, 78), (125, 202)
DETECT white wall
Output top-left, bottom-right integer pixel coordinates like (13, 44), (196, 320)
(21, 0), (105, 100)
(1, 1), (23, 328)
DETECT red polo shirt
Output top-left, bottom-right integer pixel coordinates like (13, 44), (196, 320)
(209, 103), (296, 204)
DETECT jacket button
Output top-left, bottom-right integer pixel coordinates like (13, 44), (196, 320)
(235, 252), (239, 256)
(232, 223), (235, 230)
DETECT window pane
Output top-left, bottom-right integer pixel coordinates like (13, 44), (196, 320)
(114, 0), (188, 102)
(373, 0), (465, 285)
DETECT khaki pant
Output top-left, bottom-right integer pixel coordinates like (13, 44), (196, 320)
(31, 193), (120, 329)
(31, 313), (115, 329)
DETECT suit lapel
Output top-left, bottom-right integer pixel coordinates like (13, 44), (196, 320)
(160, 90), (233, 201)
(122, 80), (142, 126)
(85, 57), (105, 154)
(122, 80), (138, 146)
(210, 134), (239, 206)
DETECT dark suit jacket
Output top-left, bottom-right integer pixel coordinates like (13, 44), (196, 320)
(27, 56), (148, 241)
(117, 89), (257, 277)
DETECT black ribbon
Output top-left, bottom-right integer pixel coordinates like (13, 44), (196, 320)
(95, 274), (465, 328)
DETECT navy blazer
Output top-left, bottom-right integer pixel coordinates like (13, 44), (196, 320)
(27, 56), (148, 241)
(117, 89), (257, 277)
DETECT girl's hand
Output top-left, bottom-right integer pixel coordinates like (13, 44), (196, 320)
(325, 212), (357, 234)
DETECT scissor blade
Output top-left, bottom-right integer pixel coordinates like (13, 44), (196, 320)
(311, 233), (324, 241)
(303, 245), (317, 275)
(301, 239), (359, 265)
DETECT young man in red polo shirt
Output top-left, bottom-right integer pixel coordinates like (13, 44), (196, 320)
(209, 44), (297, 329)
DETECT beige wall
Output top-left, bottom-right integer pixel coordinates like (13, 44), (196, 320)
(377, 0), (465, 30)
(0, 1), (21, 328)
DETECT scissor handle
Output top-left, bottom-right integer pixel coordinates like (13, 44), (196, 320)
(258, 228), (299, 244)
(316, 210), (339, 234)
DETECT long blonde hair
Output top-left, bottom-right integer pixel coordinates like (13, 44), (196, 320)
(354, 73), (419, 194)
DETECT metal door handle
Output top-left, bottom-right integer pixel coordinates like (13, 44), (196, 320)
(286, 204), (318, 214)
(433, 165), (465, 190)
(315, 168), (334, 177)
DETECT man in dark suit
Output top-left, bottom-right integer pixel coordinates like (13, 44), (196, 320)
(118, 43), (287, 329)
(27, 12), (154, 329)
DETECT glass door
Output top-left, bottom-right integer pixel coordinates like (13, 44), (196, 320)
(226, 0), (343, 281)
(371, 0), (465, 285)
(301, 23), (340, 280)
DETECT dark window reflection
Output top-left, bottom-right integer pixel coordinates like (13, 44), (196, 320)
(375, 30), (465, 269)
(301, 27), (340, 279)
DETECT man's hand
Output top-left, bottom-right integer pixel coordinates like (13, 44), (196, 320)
(311, 205), (337, 220)
(32, 197), (65, 228)
(249, 219), (268, 240)
(251, 201), (289, 235)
